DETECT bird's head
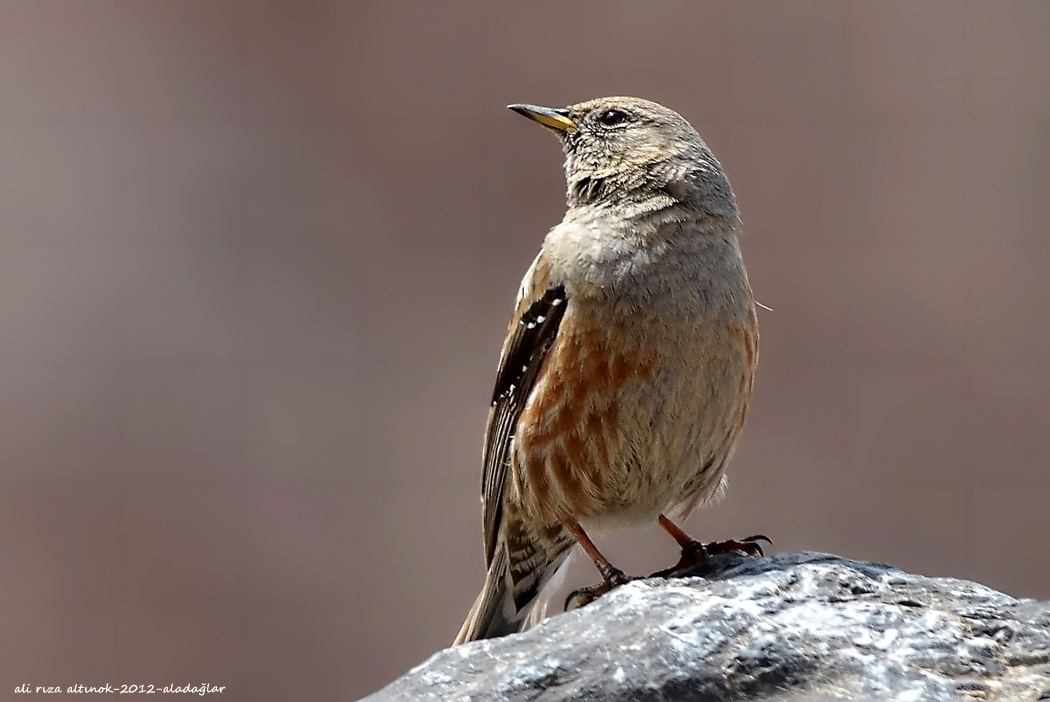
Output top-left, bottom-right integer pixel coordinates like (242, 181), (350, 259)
(509, 96), (737, 221)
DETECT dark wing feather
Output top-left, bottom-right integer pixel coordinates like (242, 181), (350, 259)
(481, 282), (567, 565)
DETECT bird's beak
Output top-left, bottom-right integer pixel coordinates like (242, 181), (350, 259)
(508, 104), (577, 132)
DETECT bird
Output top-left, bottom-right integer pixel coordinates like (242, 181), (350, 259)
(454, 97), (760, 645)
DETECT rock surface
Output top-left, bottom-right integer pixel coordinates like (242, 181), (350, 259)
(362, 552), (1050, 701)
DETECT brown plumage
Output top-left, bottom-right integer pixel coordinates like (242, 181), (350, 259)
(455, 97), (759, 644)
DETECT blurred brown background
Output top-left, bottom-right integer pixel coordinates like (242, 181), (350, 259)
(0, 1), (1047, 699)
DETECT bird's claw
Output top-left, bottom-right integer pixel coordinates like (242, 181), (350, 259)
(706, 534), (772, 558)
(651, 534), (773, 578)
(564, 567), (638, 611)
(564, 583), (609, 611)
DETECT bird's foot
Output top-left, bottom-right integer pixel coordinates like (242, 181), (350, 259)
(650, 534), (772, 578)
(564, 566), (640, 611)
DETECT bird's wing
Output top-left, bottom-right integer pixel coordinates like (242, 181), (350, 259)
(482, 251), (567, 566)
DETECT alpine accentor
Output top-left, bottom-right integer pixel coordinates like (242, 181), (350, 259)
(455, 97), (759, 644)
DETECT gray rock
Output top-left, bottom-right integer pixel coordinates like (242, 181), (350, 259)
(362, 552), (1050, 701)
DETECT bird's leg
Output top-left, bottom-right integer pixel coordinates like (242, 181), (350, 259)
(562, 518), (638, 611)
(651, 514), (771, 577)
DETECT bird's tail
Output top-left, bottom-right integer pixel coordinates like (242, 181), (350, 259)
(454, 549), (521, 645)
(453, 548), (572, 645)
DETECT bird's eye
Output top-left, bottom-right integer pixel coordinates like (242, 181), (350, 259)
(597, 109), (628, 127)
